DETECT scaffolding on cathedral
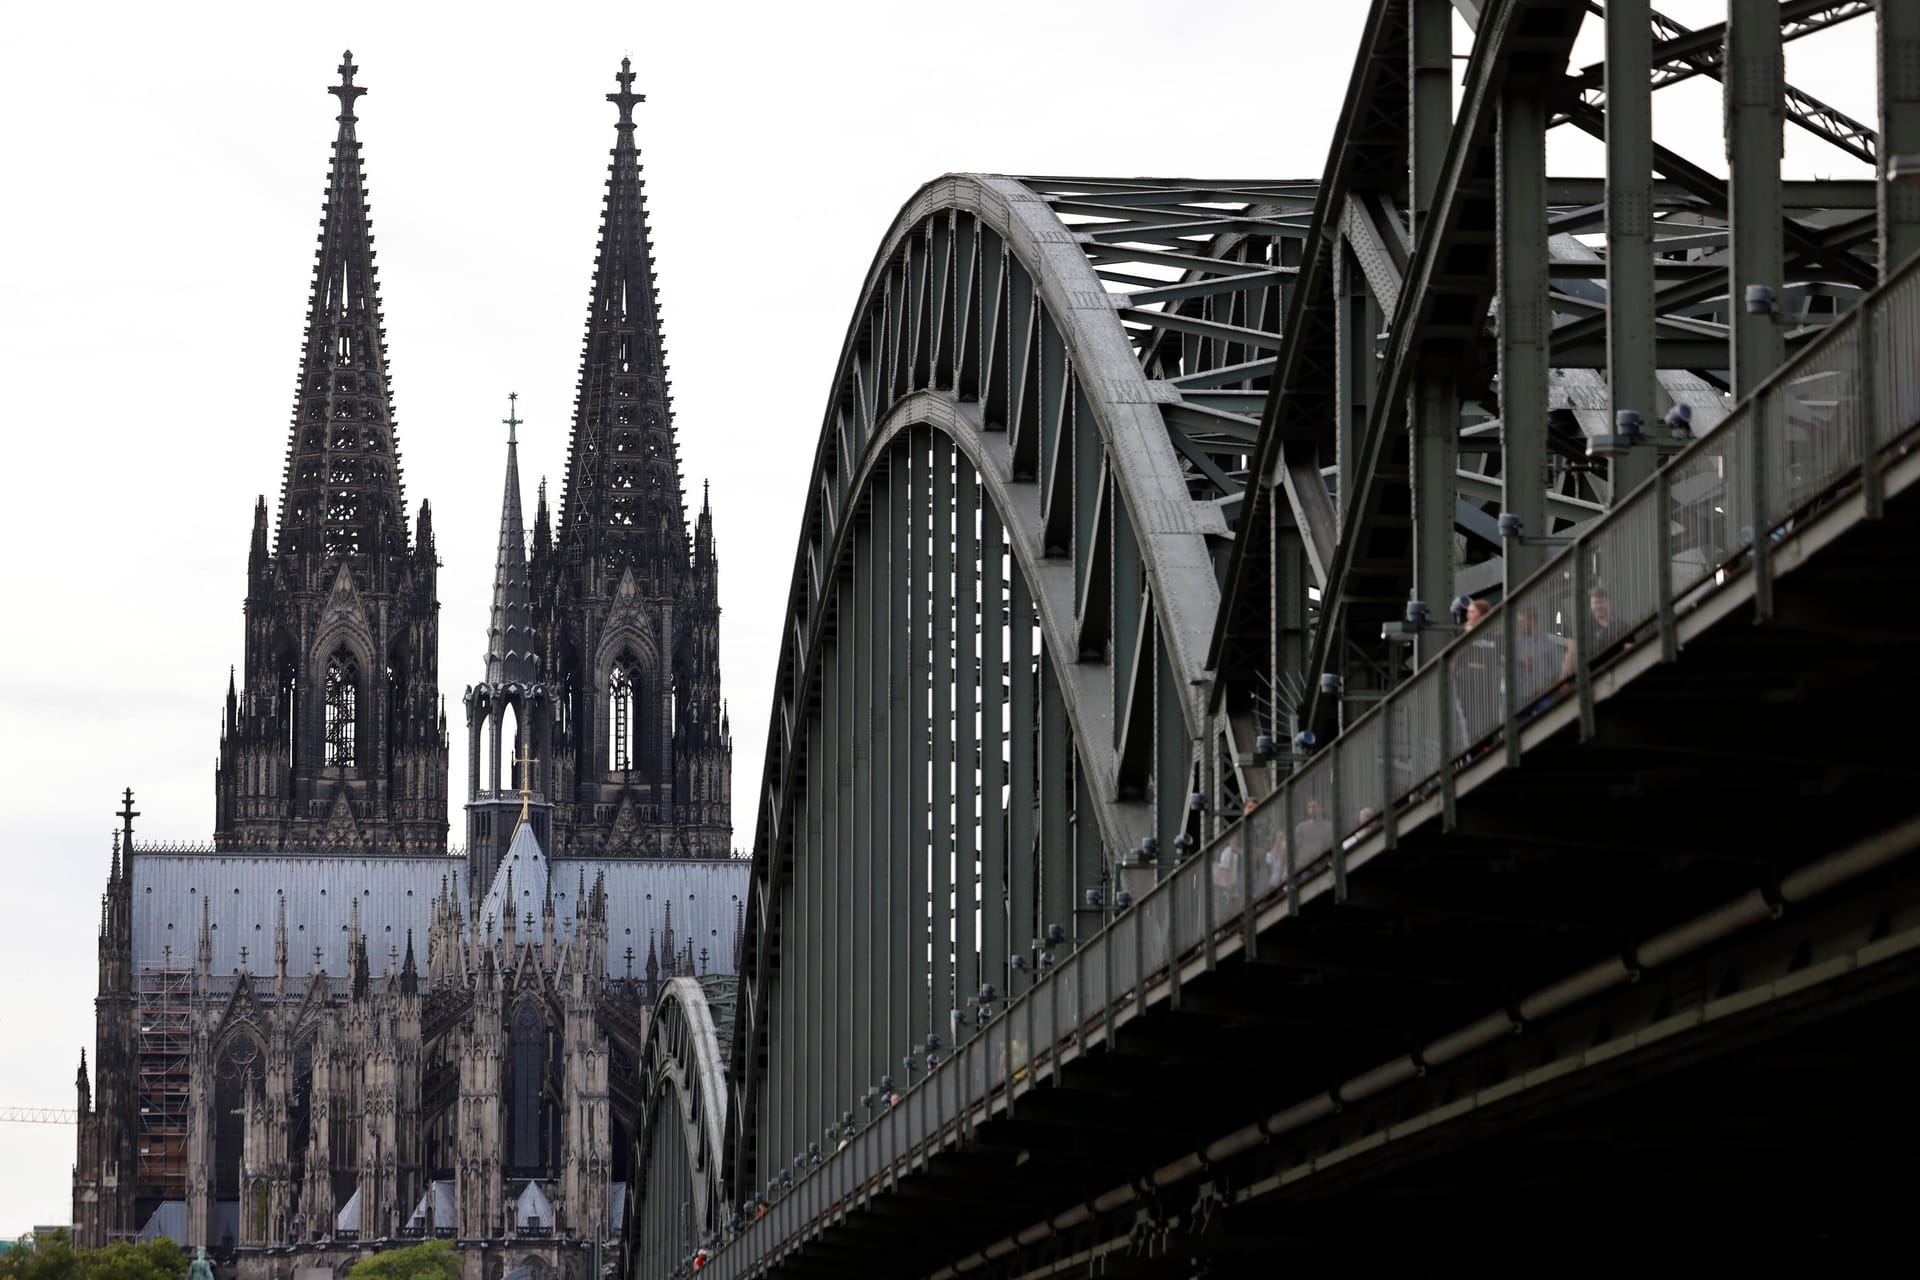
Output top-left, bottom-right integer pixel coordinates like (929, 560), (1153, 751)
(135, 968), (191, 1199)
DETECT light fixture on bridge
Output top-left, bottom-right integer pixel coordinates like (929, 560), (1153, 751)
(1115, 889), (1133, 909)
(1188, 791), (1209, 813)
(1744, 283), (1820, 330)
(1046, 923), (1066, 946)
(1254, 731), (1278, 760)
(1382, 597), (1471, 642)
(1498, 513), (1573, 549)
(1587, 409), (1646, 461)
(1891, 152), (1920, 183)
(1085, 887), (1104, 909)
(1173, 832), (1197, 855)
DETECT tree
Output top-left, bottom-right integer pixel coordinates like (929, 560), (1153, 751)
(341, 1241), (463, 1280)
(0, 1231), (185, 1280)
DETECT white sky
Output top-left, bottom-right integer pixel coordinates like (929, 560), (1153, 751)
(0, 0), (1875, 1237)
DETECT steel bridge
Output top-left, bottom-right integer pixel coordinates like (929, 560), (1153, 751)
(624, 2), (1920, 1274)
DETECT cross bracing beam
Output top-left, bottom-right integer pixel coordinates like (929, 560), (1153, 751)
(1571, 0), (1878, 165)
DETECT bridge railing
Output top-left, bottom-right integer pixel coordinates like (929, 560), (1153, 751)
(710, 254), (1920, 1277)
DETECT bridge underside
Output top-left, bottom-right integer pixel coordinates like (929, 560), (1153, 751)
(751, 460), (1920, 1278)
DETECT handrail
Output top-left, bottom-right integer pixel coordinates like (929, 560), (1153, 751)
(704, 249), (1920, 1279)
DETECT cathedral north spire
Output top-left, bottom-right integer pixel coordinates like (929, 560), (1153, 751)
(521, 62), (728, 859)
(558, 59), (681, 567)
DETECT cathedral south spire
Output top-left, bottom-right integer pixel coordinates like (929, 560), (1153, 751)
(215, 52), (448, 852)
(529, 61), (731, 858)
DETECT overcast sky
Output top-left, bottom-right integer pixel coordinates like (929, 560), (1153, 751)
(0, 0), (1875, 1236)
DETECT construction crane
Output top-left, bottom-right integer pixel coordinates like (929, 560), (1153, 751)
(0, 1106), (78, 1124)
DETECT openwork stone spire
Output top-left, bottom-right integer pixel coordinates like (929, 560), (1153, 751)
(558, 57), (684, 572)
(487, 394), (535, 687)
(216, 52), (447, 852)
(276, 50), (410, 573)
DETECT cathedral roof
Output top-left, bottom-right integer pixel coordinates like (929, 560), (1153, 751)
(132, 848), (748, 982)
(133, 851), (455, 980)
(479, 820), (549, 940)
(406, 1181), (456, 1232)
(513, 1180), (554, 1230)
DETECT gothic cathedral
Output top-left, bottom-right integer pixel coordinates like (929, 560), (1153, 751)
(71, 55), (744, 1279)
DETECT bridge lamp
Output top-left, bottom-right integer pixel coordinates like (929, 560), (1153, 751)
(1085, 887), (1104, 909)
(1046, 923), (1066, 945)
(1115, 889), (1133, 910)
(1188, 791), (1209, 813)
(1173, 832), (1197, 855)
(1382, 597), (1469, 642)
(1498, 512), (1573, 548)
(1587, 409), (1645, 461)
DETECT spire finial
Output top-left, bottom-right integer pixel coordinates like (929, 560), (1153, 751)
(504, 392), (521, 445)
(608, 58), (644, 129)
(514, 742), (541, 826)
(330, 51), (367, 121)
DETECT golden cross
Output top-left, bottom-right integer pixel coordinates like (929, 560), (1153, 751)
(514, 742), (541, 823)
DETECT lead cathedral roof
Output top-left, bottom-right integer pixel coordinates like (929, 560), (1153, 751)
(132, 847), (746, 980)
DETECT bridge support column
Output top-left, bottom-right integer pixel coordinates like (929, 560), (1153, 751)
(1410, 0), (1457, 661)
(1411, 380), (1457, 666)
(1498, 87), (1550, 584)
(1606, 0), (1658, 498)
(1727, 0), (1786, 399)
(1883, 0), (1920, 274)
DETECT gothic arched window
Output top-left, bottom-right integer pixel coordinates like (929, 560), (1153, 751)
(510, 1003), (544, 1172)
(609, 657), (641, 774)
(324, 649), (359, 768)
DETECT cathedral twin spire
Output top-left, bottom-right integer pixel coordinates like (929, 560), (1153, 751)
(220, 52), (728, 859)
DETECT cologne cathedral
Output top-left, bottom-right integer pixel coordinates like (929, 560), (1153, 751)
(70, 54), (744, 1279)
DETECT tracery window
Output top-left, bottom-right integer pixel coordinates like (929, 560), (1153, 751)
(324, 649), (358, 767)
(609, 657), (640, 773)
(510, 1003), (544, 1172)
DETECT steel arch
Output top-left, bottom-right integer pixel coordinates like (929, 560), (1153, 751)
(625, 977), (730, 1280)
(726, 172), (1307, 1203)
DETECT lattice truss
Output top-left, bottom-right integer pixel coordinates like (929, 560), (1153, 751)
(1205, 0), (1884, 815)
